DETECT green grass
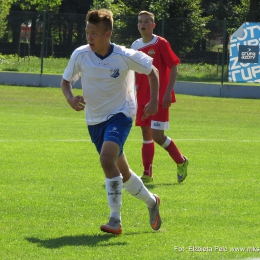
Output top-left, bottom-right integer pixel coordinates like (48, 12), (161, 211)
(1, 85), (260, 259)
(0, 54), (227, 82)
(0, 54), (67, 74)
(177, 63), (227, 82)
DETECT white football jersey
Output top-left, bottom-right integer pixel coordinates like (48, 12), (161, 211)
(63, 43), (153, 125)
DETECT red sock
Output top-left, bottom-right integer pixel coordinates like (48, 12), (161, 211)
(142, 141), (154, 177)
(164, 140), (184, 164)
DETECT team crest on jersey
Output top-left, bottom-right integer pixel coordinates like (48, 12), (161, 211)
(110, 68), (120, 78)
(148, 49), (155, 57)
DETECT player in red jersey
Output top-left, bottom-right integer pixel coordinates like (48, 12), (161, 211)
(131, 11), (189, 183)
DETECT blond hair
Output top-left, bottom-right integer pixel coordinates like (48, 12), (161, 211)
(86, 9), (113, 31)
(138, 11), (155, 23)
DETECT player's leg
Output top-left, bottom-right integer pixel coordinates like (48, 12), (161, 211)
(100, 141), (121, 177)
(152, 128), (184, 163)
(117, 153), (161, 231)
(88, 114), (130, 235)
(99, 141), (123, 235)
(151, 106), (188, 183)
(136, 104), (154, 183)
(141, 126), (154, 181)
(159, 134), (189, 183)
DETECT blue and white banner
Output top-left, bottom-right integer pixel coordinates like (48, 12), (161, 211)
(229, 22), (260, 83)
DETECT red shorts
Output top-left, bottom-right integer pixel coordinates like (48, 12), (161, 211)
(135, 105), (169, 130)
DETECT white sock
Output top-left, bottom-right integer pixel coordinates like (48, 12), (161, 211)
(105, 175), (123, 220)
(123, 170), (156, 208)
(161, 136), (171, 148)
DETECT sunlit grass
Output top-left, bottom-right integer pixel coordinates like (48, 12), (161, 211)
(178, 62), (228, 82)
(0, 54), (229, 81)
(0, 54), (67, 74)
(1, 85), (260, 259)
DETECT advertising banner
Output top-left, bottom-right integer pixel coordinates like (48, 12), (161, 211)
(229, 22), (260, 83)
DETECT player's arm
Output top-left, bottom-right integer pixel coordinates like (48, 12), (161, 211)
(61, 78), (85, 111)
(142, 65), (159, 120)
(163, 65), (178, 108)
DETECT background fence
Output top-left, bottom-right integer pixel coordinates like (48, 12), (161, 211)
(0, 11), (239, 82)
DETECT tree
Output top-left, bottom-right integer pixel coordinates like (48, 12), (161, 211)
(200, 0), (260, 24)
(90, 0), (210, 55)
(2, 0), (258, 58)
(200, 0), (242, 20)
(0, 0), (15, 38)
(160, 0), (210, 55)
(57, 0), (93, 47)
(247, 0), (259, 22)
(1, 0), (63, 55)
(20, 0), (62, 12)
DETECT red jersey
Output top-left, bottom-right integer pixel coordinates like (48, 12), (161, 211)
(131, 35), (180, 105)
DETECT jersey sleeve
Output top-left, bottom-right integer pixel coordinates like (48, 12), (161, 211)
(160, 38), (180, 67)
(62, 50), (81, 83)
(131, 40), (138, 50)
(128, 50), (153, 75)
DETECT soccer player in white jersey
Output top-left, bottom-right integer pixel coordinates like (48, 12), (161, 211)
(131, 11), (189, 184)
(61, 9), (161, 235)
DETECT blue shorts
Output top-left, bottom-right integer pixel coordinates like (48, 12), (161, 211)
(88, 113), (132, 156)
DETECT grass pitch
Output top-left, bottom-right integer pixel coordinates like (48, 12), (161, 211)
(0, 85), (260, 260)
(0, 54), (225, 82)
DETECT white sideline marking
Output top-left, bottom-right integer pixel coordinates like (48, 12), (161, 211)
(172, 138), (260, 142)
(0, 139), (91, 142)
(0, 138), (260, 143)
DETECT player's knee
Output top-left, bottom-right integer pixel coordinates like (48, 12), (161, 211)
(152, 133), (166, 146)
(141, 126), (152, 139)
(100, 153), (115, 169)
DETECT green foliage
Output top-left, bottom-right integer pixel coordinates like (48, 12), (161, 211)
(0, 0), (14, 37)
(0, 0), (257, 64)
(232, 0), (250, 24)
(91, 0), (131, 15)
(91, 0), (210, 55)
(16, 0), (62, 12)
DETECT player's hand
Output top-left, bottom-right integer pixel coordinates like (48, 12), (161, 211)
(162, 93), (172, 108)
(67, 95), (86, 111)
(142, 100), (158, 120)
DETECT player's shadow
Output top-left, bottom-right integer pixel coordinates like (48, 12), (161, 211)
(25, 234), (127, 249)
(144, 182), (181, 189)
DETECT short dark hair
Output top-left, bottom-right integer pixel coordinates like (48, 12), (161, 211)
(86, 9), (113, 31)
